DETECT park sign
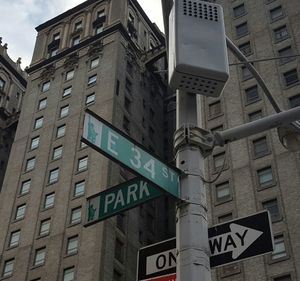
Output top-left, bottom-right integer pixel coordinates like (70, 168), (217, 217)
(82, 110), (180, 198)
(137, 211), (273, 280)
(85, 178), (162, 225)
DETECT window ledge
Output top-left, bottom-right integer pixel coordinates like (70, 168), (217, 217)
(257, 181), (277, 191)
(236, 32), (250, 40)
(245, 97), (262, 106)
(283, 81), (300, 90)
(207, 112), (224, 121)
(30, 264), (45, 270)
(253, 151), (271, 160)
(270, 15), (286, 24)
(268, 255), (290, 264)
(233, 12), (248, 20)
(214, 197), (233, 206)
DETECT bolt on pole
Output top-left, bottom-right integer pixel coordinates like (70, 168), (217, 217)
(176, 91), (211, 281)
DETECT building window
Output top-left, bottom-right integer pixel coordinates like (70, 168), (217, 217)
(274, 25), (288, 42)
(56, 125), (66, 138)
(80, 141), (87, 148)
(39, 219), (51, 236)
(48, 168), (59, 184)
(74, 21), (82, 31)
(34, 117), (44, 129)
(44, 193), (55, 209)
(257, 166), (274, 189)
(63, 267), (75, 281)
(241, 65), (253, 80)
(77, 156), (88, 172)
(34, 247), (46, 266)
(9, 230), (20, 248)
(0, 78), (6, 91)
(289, 94), (300, 108)
(233, 4), (246, 17)
(53, 33), (60, 41)
(70, 207), (82, 224)
(272, 234), (287, 260)
(38, 98), (47, 110)
(278, 46), (294, 64)
(52, 146), (63, 160)
(253, 137), (269, 158)
(2, 259), (14, 277)
(283, 69), (299, 87)
(215, 181), (231, 203)
(49, 47), (58, 57)
(236, 22), (248, 37)
(72, 36), (80, 46)
(273, 275), (292, 281)
(239, 41), (252, 56)
(74, 181), (85, 197)
(25, 157), (36, 172)
(208, 101), (222, 118)
(95, 23), (104, 34)
(249, 110), (262, 122)
(97, 9), (105, 18)
(114, 239), (124, 263)
(15, 204), (26, 220)
(86, 93), (95, 105)
(87, 74), (97, 86)
(20, 179), (31, 195)
(213, 152), (225, 171)
(30, 136), (40, 150)
(245, 85), (259, 103)
(42, 81), (50, 92)
(90, 57), (99, 69)
(67, 236), (79, 255)
(270, 6), (284, 21)
(60, 105), (69, 118)
(66, 70), (75, 81)
(63, 86), (72, 98)
(262, 198), (281, 222)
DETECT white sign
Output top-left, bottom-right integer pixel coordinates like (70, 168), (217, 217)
(146, 249), (176, 275)
(209, 223), (263, 259)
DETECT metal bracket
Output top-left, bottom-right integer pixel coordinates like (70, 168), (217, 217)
(173, 125), (215, 158)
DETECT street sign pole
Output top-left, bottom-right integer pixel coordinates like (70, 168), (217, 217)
(175, 91), (211, 281)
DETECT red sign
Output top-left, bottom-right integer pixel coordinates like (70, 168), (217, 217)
(147, 274), (176, 281)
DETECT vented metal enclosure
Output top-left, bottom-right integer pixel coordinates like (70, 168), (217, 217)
(168, 0), (229, 97)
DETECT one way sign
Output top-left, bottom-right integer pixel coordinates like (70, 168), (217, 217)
(209, 210), (273, 267)
(137, 211), (273, 280)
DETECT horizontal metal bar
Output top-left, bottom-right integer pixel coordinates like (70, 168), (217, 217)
(214, 107), (300, 146)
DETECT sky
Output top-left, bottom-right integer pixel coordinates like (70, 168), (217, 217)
(0, 0), (164, 69)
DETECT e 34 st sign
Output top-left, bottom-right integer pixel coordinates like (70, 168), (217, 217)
(82, 110), (180, 198)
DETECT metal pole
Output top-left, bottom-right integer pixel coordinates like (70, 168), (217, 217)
(214, 106), (300, 146)
(176, 91), (211, 281)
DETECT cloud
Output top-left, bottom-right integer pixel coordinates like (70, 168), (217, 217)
(0, 0), (163, 69)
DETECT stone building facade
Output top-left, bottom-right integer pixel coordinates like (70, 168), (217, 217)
(0, 40), (27, 190)
(0, 1), (173, 280)
(201, 1), (300, 281)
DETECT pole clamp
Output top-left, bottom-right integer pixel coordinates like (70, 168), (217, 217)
(173, 125), (215, 158)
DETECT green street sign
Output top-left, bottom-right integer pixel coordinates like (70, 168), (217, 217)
(85, 178), (163, 225)
(82, 110), (180, 198)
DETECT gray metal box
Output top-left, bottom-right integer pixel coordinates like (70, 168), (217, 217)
(169, 0), (229, 97)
